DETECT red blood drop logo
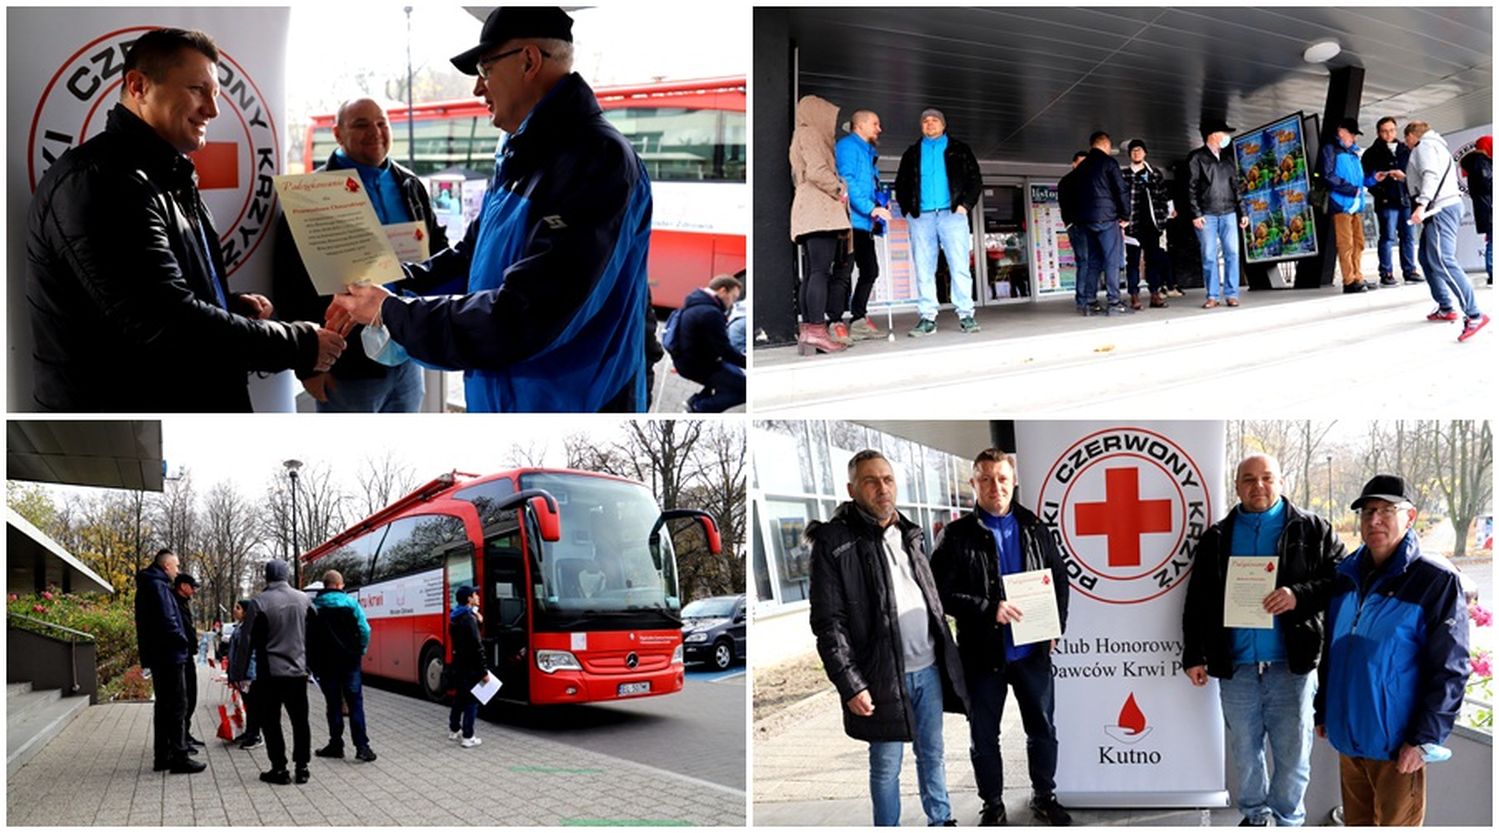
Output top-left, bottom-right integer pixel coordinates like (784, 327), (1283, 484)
(1265, 562), (1275, 572)
(414, 228), (424, 241)
(1117, 693), (1147, 735)
(345, 177), (360, 193)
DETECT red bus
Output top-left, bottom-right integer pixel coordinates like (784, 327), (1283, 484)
(301, 469), (721, 705)
(302, 77), (747, 308)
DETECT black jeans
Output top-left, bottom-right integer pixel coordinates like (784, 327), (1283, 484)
(798, 232), (841, 324)
(1126, 222), (1169, 295)
(832, 229), (881, 321)
(259, 676), (312, 771)
(183, 661), (198, 740)
(965, 649), (1058, 804)
(149, 662), (189, 764)
(240, 680), (262, 740)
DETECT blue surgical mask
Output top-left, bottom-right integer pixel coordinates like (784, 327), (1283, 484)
(1220, 135), (1233, 150)
(361, 322), (409, 367)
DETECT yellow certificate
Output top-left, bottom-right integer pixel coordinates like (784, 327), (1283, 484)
(274, 171), (404, 294)
(1224, 556), (1278, 629)
(383, 220), (432, 262)
(1001, 568), (1062, 646)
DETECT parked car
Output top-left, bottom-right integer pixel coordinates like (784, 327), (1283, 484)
(681, 594), (746, 671)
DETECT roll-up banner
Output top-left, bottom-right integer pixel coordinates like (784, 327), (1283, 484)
(7, 6), (293, 411)
(1014, 421), (1229, 808)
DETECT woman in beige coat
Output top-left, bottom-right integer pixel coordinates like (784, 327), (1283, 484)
(790, 95), (852, 355)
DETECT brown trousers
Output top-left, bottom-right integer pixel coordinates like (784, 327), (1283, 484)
(1339, 754), (1425, 826)
(1333, 213), (1367, 285)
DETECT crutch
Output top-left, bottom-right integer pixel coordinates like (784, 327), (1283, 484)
(879, 232), (896, 341)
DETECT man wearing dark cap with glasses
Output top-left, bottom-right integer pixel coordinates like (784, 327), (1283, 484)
(1186, 118), (1248, 308)
(1321, 118), (1379, 294)
(173, 573), (208, 748)
(1314, 475), (1471, 826)
(333, 7), (653, 412)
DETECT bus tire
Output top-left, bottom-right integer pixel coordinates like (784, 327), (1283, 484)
(712, 638), (734, 671)
(419, 642), (445, 702)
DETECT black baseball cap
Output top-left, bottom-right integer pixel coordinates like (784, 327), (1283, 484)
(1350, 474), (1416, 510)
(450, 7), (573, 75)
(455, 585), (476, 605)
(1337, 117), (1363, 136)
(174, 573), (199, 588)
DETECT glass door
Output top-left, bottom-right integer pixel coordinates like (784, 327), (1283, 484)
(979, 180), (1032, 305)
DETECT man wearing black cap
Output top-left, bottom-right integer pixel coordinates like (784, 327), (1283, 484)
(1186, 118), (1248, 308)
(1122, 139), (1175, 309)
(1320, 118), (1379, 294)
(332, 7), (654, 413)
(1315, 476), (1471, 826)
(173, 573), (208, 748)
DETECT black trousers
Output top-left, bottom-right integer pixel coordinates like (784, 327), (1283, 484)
(258, 675), (312, 771)
(148, 662), (190, 764)
(240, 680), (262, 740)
(832, 229), (881, 321)
(183, 661), (198, 740)
(966, 650), (1059, 804)
(797, 232), (842, 324)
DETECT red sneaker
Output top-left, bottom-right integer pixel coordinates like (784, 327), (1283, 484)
(1458, 313), (1490, 342)
(1427, 308), (1460, 322)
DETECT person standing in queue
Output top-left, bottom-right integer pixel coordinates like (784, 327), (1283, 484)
(448, 585), (492, 748)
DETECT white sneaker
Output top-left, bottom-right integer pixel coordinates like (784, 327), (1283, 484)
(460, 736), (482, 748)
(448, 730), (462, 742)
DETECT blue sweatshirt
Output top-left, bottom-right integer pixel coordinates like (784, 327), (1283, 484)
(330, 149), (412, 226)
(1230, 497), (1288, 664)
(920, 135), (950, 213)
(977, 505), (1034, 663)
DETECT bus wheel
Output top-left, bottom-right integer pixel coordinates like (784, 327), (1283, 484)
(712, 638), (734, 671)
(419, 643), (445, 702)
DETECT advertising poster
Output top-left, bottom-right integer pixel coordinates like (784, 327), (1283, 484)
(1029, 182), (1076, 295)
(871, 193), (919, 306)
(1234, 113), (1318, 264)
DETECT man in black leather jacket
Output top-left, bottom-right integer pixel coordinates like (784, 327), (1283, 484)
(1361, 116), (1421, 285)
(26, 28), (344, 411)
(1186, 118), (1248, 309)
(809, 449), (966, 826)
(932, 450), (1072, 827)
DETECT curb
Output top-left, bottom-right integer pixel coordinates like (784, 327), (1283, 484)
(754, 687), (838, 740)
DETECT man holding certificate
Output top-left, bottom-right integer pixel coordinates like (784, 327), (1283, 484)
(1180, 454), (1344, 827)
(931, 450), (1072, 827)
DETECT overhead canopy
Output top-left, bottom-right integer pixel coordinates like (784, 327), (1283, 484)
(859, 420), (996, 460)
(786, 6), (1492, 163)
(7, 508), (114, 595)
(7, 420), (164, 492)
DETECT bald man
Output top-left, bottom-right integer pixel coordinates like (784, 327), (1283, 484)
(272, 97), (448, 412)
(1181, 454), (1345, 826)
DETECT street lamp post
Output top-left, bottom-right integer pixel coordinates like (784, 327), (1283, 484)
(404, 5), (415, 171)
(284, 459), (303, 587)
(1326, 455), (1333, 516)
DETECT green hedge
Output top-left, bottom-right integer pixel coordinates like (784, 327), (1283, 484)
(7, 590), (142, 699)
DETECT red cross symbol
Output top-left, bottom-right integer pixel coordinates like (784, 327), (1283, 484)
(1074, 467), (1173, 567)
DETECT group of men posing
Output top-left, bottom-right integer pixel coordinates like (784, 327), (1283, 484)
(810, 449), (1470, 826)
(137, 553), (377, 785)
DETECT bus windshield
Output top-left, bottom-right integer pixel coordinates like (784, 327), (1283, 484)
(520, 473), (681, 623)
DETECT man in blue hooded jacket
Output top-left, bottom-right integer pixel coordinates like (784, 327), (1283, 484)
(1315, 475), (1470, 826)
(833, 109), (893, 340)
(333, 7), (651, 412)
(1320, 118), (1380, 294)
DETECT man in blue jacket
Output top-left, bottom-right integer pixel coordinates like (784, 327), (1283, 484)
(134, 549), (204, 774)
(333, 7), (652, 412)
(1073, 131), (1131, 316)
(310, 570), (376, 763)
(894, 108), (982, 337)
(1321, 118), (1379, 294)
(670, 275), (745, 412)
(833, 109), (894, 340)
(1315, 475), (1470, 826)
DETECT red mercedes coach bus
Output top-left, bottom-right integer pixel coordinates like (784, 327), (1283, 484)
(301, 469), (721, 705)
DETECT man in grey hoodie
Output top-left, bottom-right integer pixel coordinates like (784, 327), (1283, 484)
(1405, 120), (1488, 341)
(252, 559), (316, 785)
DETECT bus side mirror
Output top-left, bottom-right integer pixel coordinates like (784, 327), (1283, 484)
(698, 515), (722, 555)
(530, 495), (561, 542)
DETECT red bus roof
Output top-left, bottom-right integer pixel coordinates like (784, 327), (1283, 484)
(307, 76), (746, 129)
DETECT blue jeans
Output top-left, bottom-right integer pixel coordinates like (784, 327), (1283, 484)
(1418, 205), (1481, 318)
(1067, 225), (1091, 308)
(1079, 221), (1124, 306)
(966, 650), (1058, 804)
(1376, 205), (1419, 279)
(315, 360), (424, 413)
(318, 666), (369, 749)
(1195, 212), (1241, 300)
(689, 363), (745, 413)
(449, 689), (479, 739)
(1218, 663), (1316, 826)
(868, 663), (951, 826)
(908, 209), (974, 320)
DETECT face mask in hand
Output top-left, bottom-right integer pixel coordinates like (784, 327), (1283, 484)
(361, 322), (409, 367)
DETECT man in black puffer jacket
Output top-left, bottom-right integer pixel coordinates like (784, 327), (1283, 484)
(931, 449), (1072, 827)
(809, 449), (966, 827)
(25, 28), (345, 411)
(669, 275), (745, 413)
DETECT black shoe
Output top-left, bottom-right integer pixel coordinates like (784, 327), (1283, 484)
(354, 745), (377, 763)
(938, 821), (957, 827)
(314, 743), (344, 759)
(259, 769), (291, 785)
(1404, 275), (1425, 284)
(186, 734), (206, 747)
(1238, 816), (1268, 827)
(1030, 793), (1072, 826)
(1379, 275), (1399, 286)
(980, 802), (1009, 826)
(153, 760), (169, 772)
(184, 746), (199, 756)
(239, 737), (263, 750)
(1343, 282), (1368, 294)
(167, 757), (206, 774)
(294, 767), (310, 784)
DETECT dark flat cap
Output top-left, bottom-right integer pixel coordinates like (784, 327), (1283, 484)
(451, 6), (573, 75)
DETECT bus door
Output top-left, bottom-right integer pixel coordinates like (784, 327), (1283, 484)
(482, 509), (530, 703)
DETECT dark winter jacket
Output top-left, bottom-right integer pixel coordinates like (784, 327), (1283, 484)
(227, 600), (260, 683)
(669, 288), (745, 383)
(1073, 147), (1129, 224)
(448, 605), (488, 690)
(930, 505), (1070, 675)
(1460, 151), (1492, 233)
(1124, 162), (1172, 234)
(175, 594), (197, 655)
(27, 104), (322, 412)
(1315, 531), (1470, 761)
(308, 588), (371, 675)
(1181, 499), (1345, 679)
(272, 150), (448, 381)
(807, 502), (968, 743)
(1361, 139), (1413, 211)
(134, 564), (191, 668)
(1186, 144), (1243, 218)
(894, 135), (982, 218)
(1057, 168), (1081, 228)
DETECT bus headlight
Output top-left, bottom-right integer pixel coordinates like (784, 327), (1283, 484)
(672, 644), (684, 665)
(535, 650), (583, 674)
(684, 632), (708, 643)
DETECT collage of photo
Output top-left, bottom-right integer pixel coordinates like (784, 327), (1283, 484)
(3, 2), (1494, 830)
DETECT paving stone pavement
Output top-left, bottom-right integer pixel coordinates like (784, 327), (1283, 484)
(8, 665), (744, 826)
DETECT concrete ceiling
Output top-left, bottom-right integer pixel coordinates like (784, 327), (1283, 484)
(7, 421), (164, 492)
(858, 420), (995, 459)
(783, 6), (1492, 163)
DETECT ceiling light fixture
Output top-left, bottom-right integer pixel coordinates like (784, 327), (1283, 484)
(1303, 38), (1341, 64)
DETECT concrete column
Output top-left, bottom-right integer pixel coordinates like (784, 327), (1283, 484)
(752, 9), (798, 346)
(1296, 65), (1367, 289)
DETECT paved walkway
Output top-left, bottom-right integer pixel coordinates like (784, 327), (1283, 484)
(8, 665), (744, 826)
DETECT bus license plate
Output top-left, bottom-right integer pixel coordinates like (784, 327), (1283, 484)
(617, 682), (651, 696)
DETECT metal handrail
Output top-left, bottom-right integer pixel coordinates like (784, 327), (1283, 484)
(7, 613), (95, 642)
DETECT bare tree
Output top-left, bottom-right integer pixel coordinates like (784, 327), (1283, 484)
(1431, 420), (1493, 560)
(506, 440), (550, 469)
(623, 420), (706, 510)
(198, 481), (261, 623)
(154, 471), (199, 570)
(356, 451), (418, 517)
(676, 422), (747, 599)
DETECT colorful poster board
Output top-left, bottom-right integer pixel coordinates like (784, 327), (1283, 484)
(1233, 113), (1318, 264)
(1029, 183), (1077, 295)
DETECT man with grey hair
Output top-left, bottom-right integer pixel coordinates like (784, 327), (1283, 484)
(894, 108), (983, 336)
(1181, 454), (1344, 826)
(808, 450), (966, 825)
(333, 6), (654, 413)
(274, 97), (447, 412)
(135, 548), (204, 773)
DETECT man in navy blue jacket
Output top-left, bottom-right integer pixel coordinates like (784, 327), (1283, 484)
(670, 275), (745, 412)
(1315, 475), (1470, 826)
(333, 7), (651, 413)
(1073, 131), (1131, 316)
(135, 549), (204, 774)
